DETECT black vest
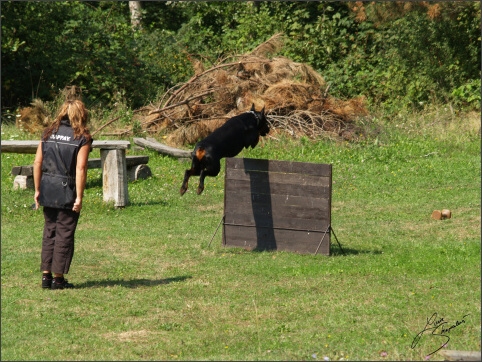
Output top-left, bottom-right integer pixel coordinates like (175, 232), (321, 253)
(41, 119), (90, 177)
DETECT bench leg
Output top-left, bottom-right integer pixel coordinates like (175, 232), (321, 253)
(101, 149), (129, 207)
(13, 175), (34, 190)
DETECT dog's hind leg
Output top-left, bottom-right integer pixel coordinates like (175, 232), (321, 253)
(181, 166), (202, 195)
(197, 160), (221, 195)
(180, 169), (193, 196)
(197, 169), (206, 195)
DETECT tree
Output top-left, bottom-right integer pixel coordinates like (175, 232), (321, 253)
(1, 1), (480, 111)
(129, 1), (142, 30)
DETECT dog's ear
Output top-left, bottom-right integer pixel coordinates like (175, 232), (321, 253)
(250, 103), (255, 112)
(261, 106), (265, 117)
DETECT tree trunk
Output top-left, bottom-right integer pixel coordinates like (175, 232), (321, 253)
(129, 1), (142, 30)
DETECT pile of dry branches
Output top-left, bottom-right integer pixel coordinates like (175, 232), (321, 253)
(17, 34), (368, 144)
(15, 86), (82, 134)
(129, 33), (368, 146)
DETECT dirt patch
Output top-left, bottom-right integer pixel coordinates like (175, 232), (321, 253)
(103, 329), (152, 342)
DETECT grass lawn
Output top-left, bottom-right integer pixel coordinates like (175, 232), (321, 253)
(1, 108), (480, 360)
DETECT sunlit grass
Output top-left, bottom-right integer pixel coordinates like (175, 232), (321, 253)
(1, 107), (480, 360)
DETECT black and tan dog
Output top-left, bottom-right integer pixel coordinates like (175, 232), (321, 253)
(180, 104), (270, 195)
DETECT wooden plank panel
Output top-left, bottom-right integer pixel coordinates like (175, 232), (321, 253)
(224, 212), (330, 232)
(225, 191), (330, 221)
(227, 157), (332, 177)
(226, 168), (331, 188)
(225, 179), (330, 199)
(223, 225), (330, 255)
(225, 189), (330, 209)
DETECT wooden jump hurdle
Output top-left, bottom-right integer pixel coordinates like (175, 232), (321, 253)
(2, 140), (151, 208)
(221, 157), (341, 255)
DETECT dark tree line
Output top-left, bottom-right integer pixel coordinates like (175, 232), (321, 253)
(1, 1), (480, 112)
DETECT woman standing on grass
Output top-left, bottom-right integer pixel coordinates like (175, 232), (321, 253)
(33, 99), (93, 289)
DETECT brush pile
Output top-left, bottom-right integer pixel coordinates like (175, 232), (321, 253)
(130, 33), (368, 146)
(16, 34), (368, 144)
(15, 99), (50, 134)
(14, 86), (80, 134)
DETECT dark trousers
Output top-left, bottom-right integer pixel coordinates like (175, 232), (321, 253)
(40, 207), (80, 274)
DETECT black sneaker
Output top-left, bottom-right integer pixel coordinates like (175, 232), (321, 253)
(51, 278), (74, 290)
(42, 273), (53, 289)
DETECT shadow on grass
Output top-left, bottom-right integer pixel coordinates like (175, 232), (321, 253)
(330, 247), (383, 257)
(74, 275), (192, 289)
(129, 200), (171, 207)
(220, 246), (383, 257)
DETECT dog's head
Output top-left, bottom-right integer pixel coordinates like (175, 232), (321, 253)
(250, 104), (270, 137)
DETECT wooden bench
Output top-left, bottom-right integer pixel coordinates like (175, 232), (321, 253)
(2, 140), (151, 208)
(11, 155), (151, 183)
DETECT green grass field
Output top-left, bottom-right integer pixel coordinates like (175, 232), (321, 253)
(1, 108), (480, 360)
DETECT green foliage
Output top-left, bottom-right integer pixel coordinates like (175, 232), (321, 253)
(451, 79), (481, 110)
(1, 1), (480, 112)
(2, 1), (74, 104)
(1, 2), (178, 109)
(134, 28), (192, 88)
(279, 2), (481, 110)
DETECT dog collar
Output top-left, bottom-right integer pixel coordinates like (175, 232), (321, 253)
(248, 110), (260, 126)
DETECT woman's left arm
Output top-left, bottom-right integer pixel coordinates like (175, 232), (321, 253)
(72, 144), (90, 213)
(33, 143), (43, 210)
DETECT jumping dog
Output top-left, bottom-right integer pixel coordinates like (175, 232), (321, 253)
(180, 104), (270, 195)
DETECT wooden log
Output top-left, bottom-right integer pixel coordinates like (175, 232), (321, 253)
(133, 137), (191, 158)
(439, 350), (481, 361)
(127, 164), (152, 181)
(441, 209), (452, 219)
(432, 209), (452, 220)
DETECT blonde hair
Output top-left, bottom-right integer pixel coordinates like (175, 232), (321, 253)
(43, 99), (91, 141)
